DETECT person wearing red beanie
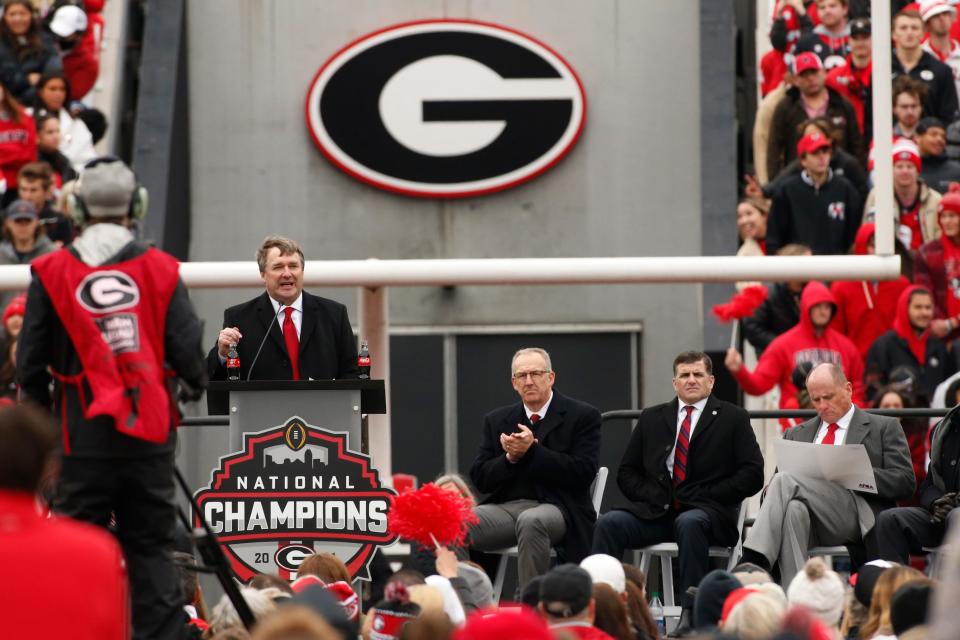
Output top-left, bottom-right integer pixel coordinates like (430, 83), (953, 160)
(916, 182), (960, 342)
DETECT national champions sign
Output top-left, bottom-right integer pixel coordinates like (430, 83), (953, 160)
(195, 417), (397, 581)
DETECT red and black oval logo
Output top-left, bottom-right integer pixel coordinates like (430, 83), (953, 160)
(305, 19), (586, 198)
(75, 271), (140, 313)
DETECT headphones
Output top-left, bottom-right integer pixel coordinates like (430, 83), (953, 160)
(66, 155), (149, 226)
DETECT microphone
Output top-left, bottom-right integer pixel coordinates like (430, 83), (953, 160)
(246, 303), (286, 381)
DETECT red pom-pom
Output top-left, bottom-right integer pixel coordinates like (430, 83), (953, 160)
(388, 482), (479, 548)
(711, 285), (768, 322)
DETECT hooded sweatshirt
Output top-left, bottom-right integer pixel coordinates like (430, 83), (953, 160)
(732, 281), (866, 408)
(831, 224), (910, 359)
(865, 285), (954, 403)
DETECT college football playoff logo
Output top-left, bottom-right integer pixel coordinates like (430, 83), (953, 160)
(195, 417), (397, 582)
(305, 19), (587, 198)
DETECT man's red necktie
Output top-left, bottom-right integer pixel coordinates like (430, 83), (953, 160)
(821, 422), (840, 445)
(673, 405), (694, 487)
(283, 306), (300, 380)
(530, 413), (540, 425)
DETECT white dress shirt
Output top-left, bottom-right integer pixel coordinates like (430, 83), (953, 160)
(813, 403), (856, 445)
(667, 396), (709, 475)
(524, 392), (553, 423)
(269, 292), (303, 339)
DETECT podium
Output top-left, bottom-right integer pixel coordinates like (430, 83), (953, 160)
(207, 380), (386, 453)
(199, 380), (392, 582)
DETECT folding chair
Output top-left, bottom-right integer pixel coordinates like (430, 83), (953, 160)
(489, 466), (609, 601)
(635, 500), (749, 621)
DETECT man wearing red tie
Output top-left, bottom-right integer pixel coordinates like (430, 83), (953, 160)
(206, 236), (359, 412)
(740, 363), (915, 586)
(592, 351), (764, 636)
(469, 348), (602, 591)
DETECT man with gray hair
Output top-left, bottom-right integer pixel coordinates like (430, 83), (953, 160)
(18, 156), (208, 639)
(740, 363), (914, 586)
(469, 347), (601, 592)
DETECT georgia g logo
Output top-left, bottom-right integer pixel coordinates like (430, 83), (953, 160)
(305, 19), (587, 198)
(76, 271), (140, 313)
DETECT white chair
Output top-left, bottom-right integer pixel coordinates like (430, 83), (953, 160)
(923, 545), (945, 578)
(635, 501), (749, 620)
(489, 466), (609, 602)
(807, 545), (849, 570)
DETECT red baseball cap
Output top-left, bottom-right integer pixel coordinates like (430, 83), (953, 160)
(797, 132), (832, 157)
(793, 51), (824, 75)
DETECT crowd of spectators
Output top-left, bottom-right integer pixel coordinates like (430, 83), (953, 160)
(0, 0), (106, 408)
(736, 0), (960, 473)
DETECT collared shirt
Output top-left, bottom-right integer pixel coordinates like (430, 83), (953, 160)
(524, 392), (554, 424)
(813, 403), (855, 445)
(269, 292), (303, 339)
(667, 396), (709, 475)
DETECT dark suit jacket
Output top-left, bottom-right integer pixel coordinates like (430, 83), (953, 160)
(206, 291), (359, 413)
(469, 391), (601, 563)
(784, 406), (915, 520)
(615, 396), (764, 546)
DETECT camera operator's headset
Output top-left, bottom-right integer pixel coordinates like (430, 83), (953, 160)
(66, 156), (149, 227)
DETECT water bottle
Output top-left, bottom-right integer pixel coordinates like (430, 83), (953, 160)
(226, 343), (240, 381)
(358, 341), (371, 379)
(649, 592), (666, 638)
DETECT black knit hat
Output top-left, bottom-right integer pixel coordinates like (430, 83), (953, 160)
(539, 564), (592, 618)
(694, 570), (743, 628)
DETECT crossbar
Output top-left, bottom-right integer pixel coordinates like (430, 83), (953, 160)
(0, 255), (902, 291)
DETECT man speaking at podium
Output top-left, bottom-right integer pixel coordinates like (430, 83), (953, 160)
(206, 236), (359, 411)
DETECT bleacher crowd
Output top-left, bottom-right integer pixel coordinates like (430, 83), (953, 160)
(0, 0), (106, 394)
(738, 0), (960, 461)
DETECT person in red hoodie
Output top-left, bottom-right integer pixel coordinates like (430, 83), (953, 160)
(864, 285), (954, 403)
(1, 404), (129, 640)
(0, 78), (34, 192)
(915, 182), (960, 341)
(725, 281), (866, 418)
(831, 223), (911, 360)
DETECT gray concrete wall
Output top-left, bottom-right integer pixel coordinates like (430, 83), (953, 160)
(186, 0), (704, 406)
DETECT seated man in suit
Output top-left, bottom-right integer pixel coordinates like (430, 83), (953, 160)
(591, 350), (764, 635)
(875, 403), (960, 563)
(469, 347), (601, 592)
(741, 363), (915, 586)
(207, 236), (358, 411)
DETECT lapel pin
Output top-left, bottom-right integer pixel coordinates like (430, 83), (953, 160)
(712, 410), (717, 415)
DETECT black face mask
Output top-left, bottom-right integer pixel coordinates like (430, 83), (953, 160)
(57, 36), (77, 52)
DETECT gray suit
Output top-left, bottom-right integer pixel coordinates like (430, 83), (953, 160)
(744, 407), (915, 585)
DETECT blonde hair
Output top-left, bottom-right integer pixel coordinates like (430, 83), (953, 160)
(840, 589), (869, 639)
(407, 584), (446, 618)
(720, 591), (787, 640)
(251, 606), (340, 640)
(859, 566), (926, 639)
(208, 587), (277, 635)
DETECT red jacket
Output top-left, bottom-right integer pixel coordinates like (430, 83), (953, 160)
(831, 224), (910, 359)
(826, 56), (871, 134)
(0, 109), (35, 188)
(62, 2), (104, 100)
(1, 490), (128, 639)
(549, 623), (614, 640)
(733, 281), (866, 407)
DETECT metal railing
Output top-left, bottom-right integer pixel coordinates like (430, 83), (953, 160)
(601, 407), (951, 422)
(184, 406), (952, 429)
